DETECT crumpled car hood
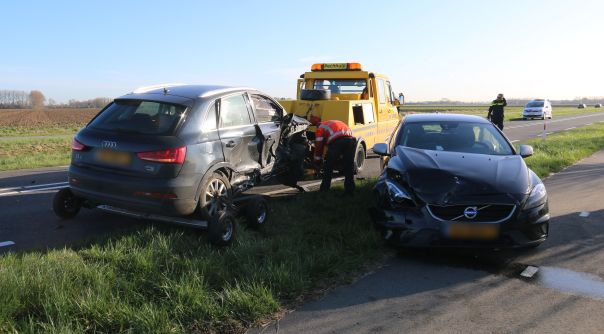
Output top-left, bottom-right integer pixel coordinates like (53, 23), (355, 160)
(388, 146), (530, 205)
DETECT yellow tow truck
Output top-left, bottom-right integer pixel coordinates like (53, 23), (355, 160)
(279, 62), (404, 172)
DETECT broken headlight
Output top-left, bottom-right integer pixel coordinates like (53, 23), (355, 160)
(385, 180), (415, 207)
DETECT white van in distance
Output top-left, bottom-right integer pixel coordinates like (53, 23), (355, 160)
(523, 99), (552, 120)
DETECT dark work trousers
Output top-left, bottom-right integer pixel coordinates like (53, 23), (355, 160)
(320, 136), (356, 194)
(491, 116), (504, 130)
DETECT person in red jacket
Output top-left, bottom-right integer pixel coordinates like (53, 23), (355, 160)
(310, 116), (356, 195)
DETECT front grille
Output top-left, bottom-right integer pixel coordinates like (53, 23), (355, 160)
(428, 204), (515, 222)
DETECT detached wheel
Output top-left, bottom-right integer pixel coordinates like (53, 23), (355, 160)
(207, 211), (236, 246)
(53, 188), (81, 219)
(353, 143), (366, 175)
(244, 197), (268, 229)
(199, 172), (232, 220)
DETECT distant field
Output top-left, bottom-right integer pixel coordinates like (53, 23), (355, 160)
(399, 105), (602, 121)
(0, 108), (99, 136)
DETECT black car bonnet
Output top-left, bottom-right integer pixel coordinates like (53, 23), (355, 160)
(388, 146), (530, 204)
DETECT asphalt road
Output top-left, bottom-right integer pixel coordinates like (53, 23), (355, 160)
(1, 112), (604, 254)
(254, 150), (604, 333)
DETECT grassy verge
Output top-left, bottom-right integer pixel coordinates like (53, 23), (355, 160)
(0, 181), (383, 333)
(0, 137), (71, 171)
(520, 122), (604, 178)
(0, 124), (84, 137)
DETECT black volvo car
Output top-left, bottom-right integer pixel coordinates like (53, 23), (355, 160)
(54, 84), (309, 245)
(371, 114), (549, 248)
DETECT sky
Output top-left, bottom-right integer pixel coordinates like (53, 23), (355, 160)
(1, 0), (603, 103)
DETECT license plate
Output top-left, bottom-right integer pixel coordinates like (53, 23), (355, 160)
(95, 149), (131, 166)
(447, 223), (499, 240)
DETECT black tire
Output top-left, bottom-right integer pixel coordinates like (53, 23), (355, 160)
(198, 172), (232, 220)
(244, 196), (268, 229)
(207, 211), (236, 247)
(300, 89), (331, 101)
(53, 188), (81, 219)
(353, 143), (366, 175)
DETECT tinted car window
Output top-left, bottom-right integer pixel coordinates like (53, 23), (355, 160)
(526, 101), (544, 107)
(397, 121), (513, 155)
(219, 94), (251, 128)
(89, 100), (186, 135)
(251, 94), (282, 123)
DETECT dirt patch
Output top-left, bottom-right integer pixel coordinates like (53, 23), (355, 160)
(0, 108), (99, 127)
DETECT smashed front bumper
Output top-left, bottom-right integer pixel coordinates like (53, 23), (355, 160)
(369, 202), (549, 248)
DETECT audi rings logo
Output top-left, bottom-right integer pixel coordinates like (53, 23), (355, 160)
(463, 206), (478, 219)
(101, 140), (117, 149)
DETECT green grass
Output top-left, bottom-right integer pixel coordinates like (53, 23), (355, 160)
(0, 124), (84, 137)
(400, 105), (602, 121)
(0, 137), (71, 171)
(520, 122), (604, 178)
(0, 181), (383, 333)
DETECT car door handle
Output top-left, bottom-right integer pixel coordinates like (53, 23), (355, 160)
(226, 140), (236, 148)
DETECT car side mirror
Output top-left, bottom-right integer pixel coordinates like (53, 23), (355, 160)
(373, 143), (390, 156)
(398, 93), (405, 105)
(519, 144), (533, 158)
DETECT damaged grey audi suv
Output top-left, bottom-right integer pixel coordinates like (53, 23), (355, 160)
(371, 114), (549, 248)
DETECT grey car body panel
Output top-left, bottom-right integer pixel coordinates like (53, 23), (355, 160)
(69, 85), (293, 217)
(387, 146), (530, 205)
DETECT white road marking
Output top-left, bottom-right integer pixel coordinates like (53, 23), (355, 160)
(510, 140), (519, 143)
(0, 181), (68, 193)
(505, 113), (604, 130)
(0, 241), (15, 247)
(0, 183), (68, 197)
(546, 132), (554, 135)
(565, 127), (576, 130)
(579, 211), (590, 217)
(586, 123), (593, 126)
(520, 266), (539, 278)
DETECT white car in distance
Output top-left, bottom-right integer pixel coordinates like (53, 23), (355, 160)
(523, 99), (552, 120)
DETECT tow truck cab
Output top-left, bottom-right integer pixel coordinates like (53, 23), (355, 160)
(279, 63), (404, 172)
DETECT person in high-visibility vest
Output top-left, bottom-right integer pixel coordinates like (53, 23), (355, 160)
(487, 93), (507, 130)
(310, 116), (356, 195)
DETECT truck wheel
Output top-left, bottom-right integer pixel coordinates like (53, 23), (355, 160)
(244, 196), (268, 229)
(207, 211), (236, 247)
(53, 188), (81, 219)
(300, 89), (331, 101)
(353, 143), (366, 175)
(199, 172), (232, 220)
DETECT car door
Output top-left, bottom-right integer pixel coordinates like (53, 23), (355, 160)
(217, 93), (260, 173)
(249, 93), (283, 168)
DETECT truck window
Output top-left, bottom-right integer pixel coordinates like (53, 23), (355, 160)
(386, 81), (395, 104)
(377, 79), (386, 104)
(313, 79), (367, 94)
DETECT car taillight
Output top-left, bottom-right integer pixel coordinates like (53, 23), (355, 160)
(137, 146), (187, 164)
(72, 138), (86, 151)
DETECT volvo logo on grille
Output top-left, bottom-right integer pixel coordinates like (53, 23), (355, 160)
(101, 141), (117, 149)
(463, 206), (478, 219)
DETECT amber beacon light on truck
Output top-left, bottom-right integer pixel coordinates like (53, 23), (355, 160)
(311, 62), (363, 71)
